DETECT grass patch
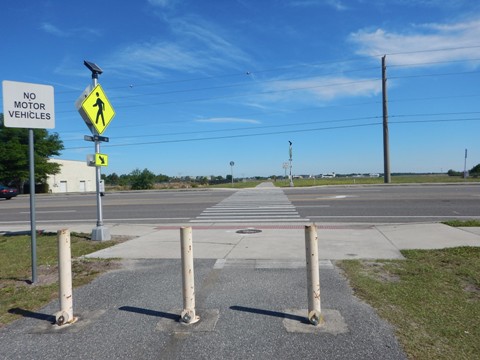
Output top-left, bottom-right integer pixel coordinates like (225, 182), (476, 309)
(208, 181), (264, 189)
(0, 233), (124, 327)
(276, 175), (480, 187)
(338, 247), (480, 360)
(442, 219), (480, 227)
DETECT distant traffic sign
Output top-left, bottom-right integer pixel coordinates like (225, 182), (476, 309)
(79, 84), (115, 134)
(2, 80), (55, 129)
(84, 135), (109, 142)
(95, 153), (108, 167)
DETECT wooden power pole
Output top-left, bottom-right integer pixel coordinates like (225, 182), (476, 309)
(382, 55), (391, 183)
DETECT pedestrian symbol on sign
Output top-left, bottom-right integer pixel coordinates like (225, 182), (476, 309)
(93, 92), (105, 126)
(80, 84), (115, 134)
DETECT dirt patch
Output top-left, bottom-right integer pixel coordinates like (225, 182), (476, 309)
(463, 282), (480, 302)
(12, 258), (123, 287)
(361, 261), (401, 283)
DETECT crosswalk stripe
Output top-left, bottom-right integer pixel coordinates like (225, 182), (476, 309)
(191, 184), (307, 223)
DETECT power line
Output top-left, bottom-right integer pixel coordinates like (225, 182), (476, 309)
(63, 116), (480, 150)
(390, 58), (480, 68)
(106, 111), (480, 140)
(54, 45), (480, 97)
(390, 69), (480, 80)
(64, 122), (382, 150)
(59, 100), (480, 138)
(54, 67), (478, 113)
(385, 45), (480, 58)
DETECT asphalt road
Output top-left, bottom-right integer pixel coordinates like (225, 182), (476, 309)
(0, 183), (479, 225)
(285, 183), (480, 223)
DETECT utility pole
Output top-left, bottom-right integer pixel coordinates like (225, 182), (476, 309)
(382, 55), (391, 184)
(464, 149), (468, 179)
(289, 141), (294, 187)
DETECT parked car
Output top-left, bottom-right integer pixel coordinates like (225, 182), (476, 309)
(0, 185), (18, 200)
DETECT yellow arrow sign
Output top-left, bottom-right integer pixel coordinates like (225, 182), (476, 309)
(81, 84), (115, 134)
(95, 153), (108, 167)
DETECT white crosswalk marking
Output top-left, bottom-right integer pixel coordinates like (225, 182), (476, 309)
(191, 183), (308, 223)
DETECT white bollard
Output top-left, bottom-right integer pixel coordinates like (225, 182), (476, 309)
(180, 226), (200, 324)
(305, 224), (324, 326)
(55, 229), (75, 325)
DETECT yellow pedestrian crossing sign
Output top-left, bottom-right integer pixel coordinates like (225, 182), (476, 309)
(80, 84), (115, 134)
(95, 153), (108, 167)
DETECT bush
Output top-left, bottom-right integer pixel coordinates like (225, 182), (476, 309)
(130, 168), (155, 190)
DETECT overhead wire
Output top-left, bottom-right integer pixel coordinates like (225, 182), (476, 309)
(54, 45), (480, 99)
(52, 45), (480, 144)
(63, 115), (480, 150)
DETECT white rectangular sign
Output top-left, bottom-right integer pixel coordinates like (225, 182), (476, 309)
(2, 80), (55, 129)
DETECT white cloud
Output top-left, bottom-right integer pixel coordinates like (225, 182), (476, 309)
(108, 16), (251, 77)
(289, 0), (348, 11)
(111, 42), (203, 77)
(41, 22), (68, 37)
(196, 117), (260, 124)
(349, 18), (480, 66)
(40, 22), (101, 39)
(259, 75), (380, 103)
(169, 16), (251, 67)
(147, 0), (176, 8)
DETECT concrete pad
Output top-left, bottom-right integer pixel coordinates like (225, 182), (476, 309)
(317, 227), (404, 259)
(227, 229), (306, 259)
(213, 259), (334, 269)
(107, 223), (160, 237)
(87, 225), (407, 260)
(156, 309), (220, 333)
(377, 223), (480, 250)
(87, 234), (235, 259)
(458, 227), (480, 236)
(283, 309), (348, 335)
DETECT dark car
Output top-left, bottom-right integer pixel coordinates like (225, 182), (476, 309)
(0, 185), (18, 200)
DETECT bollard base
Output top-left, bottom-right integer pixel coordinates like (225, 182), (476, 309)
(91, 226), (111, 241)
(180, 309), (200, 325)
(308, 310), (325, 326)
(55, 310), (77, 326)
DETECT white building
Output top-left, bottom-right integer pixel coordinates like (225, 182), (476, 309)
(46, 159), (96, 193)
(322, 172), (336, 178)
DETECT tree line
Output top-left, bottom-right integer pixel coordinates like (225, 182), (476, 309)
(448, 164), (480, 177)
(0, 114), (63, 192)
(102, 169), (235, 190)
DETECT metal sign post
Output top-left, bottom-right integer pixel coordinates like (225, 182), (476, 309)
(77, 61), (116, 240)
(81, 61), (111, 241)
(2, 80), (55, 283)
(28, 129), (37, 283)
(289, 141), (294, 187)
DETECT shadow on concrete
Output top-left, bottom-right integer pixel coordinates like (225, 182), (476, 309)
(119, 306), (180, 321)
(230, 305), (309, 324)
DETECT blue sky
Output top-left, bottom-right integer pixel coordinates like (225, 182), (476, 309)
(1, 0), (480, 178)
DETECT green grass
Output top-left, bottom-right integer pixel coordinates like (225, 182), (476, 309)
(276, 175), (480, 187)
(0, 233), (120, 327)
(443, 219), (480, 227)
(338, 247), (480, 360)
(208, 180), (264, 188)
